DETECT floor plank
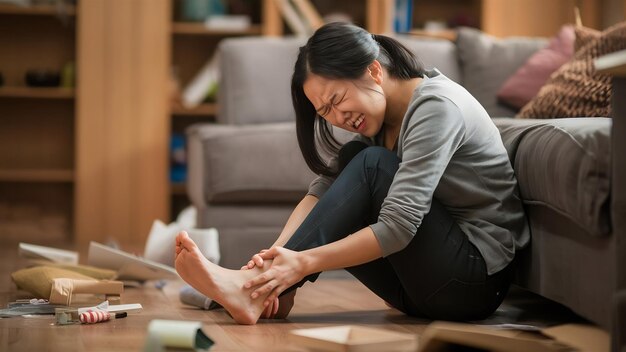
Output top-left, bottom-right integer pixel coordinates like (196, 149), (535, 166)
(0, 241), (601, 351)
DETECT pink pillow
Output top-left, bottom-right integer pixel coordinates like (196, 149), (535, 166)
(497, 25), (575, 110)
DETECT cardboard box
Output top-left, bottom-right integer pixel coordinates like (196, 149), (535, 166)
(418, 321), (609, 352)
(289, 325), (418, 352)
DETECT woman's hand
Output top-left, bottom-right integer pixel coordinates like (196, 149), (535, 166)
(240, 249), (269, 270)
(244, 246), (308, 307)
(240, 249), (280, 318)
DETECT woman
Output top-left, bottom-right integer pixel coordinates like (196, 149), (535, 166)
(174, 22), (530, 325)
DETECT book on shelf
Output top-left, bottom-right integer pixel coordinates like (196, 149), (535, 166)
(181, 53), (220, 109)
(291, 0), (323, 31)
(204, 15), (251, 31)
(393, 0), (413, 33)
(273, 0), (310, 36)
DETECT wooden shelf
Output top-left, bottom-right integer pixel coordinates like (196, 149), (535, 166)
(171, 182), (187, 195)
(0, 169), (74, 182)
(0, 3), (76, 16)
(172, 22), (261, 36)
(0, 87), (75, 99)
(171, 102), (218, 116)
(407, 29), (458, 41)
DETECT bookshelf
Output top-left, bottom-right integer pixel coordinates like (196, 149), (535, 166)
(0, 3), (76, 16)
(0, 3), (76, 243)
(0, 86), (75, 99)
(0, 169), (74, 183)
(171, 102), (219, 116)
(172, 21), (262, 35)
(168, 0), (281, 220)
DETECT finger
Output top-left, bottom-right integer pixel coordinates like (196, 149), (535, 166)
(244, 270), (273, 289)
(258, 248), (278, 260)
(251, 279), (279, 299)
(264, 287), (285, 307)
(272, 298), (279, 316)
(253, 254), (264, 267)
(241, 265), (248, 270)
(246, 260), (255, 269)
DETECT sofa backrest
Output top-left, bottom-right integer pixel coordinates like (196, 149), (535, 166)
(217, 35), (461, 125)
(218, 37), (306, 125)
(455, 27), (547, 118)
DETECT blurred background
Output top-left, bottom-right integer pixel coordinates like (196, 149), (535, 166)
(0, 0), (623, 247)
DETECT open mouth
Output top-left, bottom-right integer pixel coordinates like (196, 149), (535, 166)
(353, 114), (365, 130)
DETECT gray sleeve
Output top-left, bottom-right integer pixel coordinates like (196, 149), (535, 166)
(369, 96), (466, 256)
(306, 157), (338, 199)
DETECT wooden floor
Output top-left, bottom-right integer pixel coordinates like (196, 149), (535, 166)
(0, 241), (602, 351)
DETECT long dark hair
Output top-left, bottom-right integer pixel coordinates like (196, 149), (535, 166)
(292, 22), (425, 176)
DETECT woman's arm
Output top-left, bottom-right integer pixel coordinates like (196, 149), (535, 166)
(244, 194), (318, 269)
(302, 227), (381, 273)
(245, 226), (382, 305)
(273, 195), (319, 247)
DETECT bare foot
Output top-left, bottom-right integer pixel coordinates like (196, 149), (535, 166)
(175, 231), (271, 325)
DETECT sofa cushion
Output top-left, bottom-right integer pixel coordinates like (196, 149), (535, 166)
(187, 122), (315, 204)
(496, 25), (575, 110)
(517, 22), (626, 119)
(456, 27), (546, 117)
(493, 118), (611, 237)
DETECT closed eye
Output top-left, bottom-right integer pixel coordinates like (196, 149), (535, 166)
(317, 91), (347, 118)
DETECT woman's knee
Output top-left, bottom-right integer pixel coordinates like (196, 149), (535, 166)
(359, 146), (400, 174)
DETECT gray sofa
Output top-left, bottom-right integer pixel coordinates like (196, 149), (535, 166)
(187, 28), (625, 349)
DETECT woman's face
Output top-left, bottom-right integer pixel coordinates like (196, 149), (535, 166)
(302, 65), (386, 138)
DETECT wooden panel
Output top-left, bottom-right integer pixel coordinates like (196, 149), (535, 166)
(0, 15), (75, 86)
(412, 0), (482, 29)
(76, 0), (169, 245)
(263, 0), (283, 36)
(482, 0), (603, 37)
(0, 3), (76, 16)
(171, 102), (218, 116)
(172, 22), (261, 35)
(0, 169), (73, 182)
(0, 87), (74, 99)
(134, 0), (172, 244)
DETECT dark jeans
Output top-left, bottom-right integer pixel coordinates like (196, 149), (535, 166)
(282, 142), (513, 321)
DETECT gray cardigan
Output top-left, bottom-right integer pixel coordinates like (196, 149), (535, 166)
(308, 69), (530, 275)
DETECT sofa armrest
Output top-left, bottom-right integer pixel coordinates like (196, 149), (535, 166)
(595, 50), (626, 352)
(186, 122), (316, 208)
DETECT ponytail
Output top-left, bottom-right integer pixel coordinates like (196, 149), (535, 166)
(371, 34), (425, 80)
(292, 23), (425, 176)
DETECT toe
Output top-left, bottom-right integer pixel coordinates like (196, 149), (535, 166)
(177, 231), (200, 253)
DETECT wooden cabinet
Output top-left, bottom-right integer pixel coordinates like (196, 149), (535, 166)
(1, 1), (171, 246)
(0, 3), (77, 243)
(75, 0), (170, 245)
